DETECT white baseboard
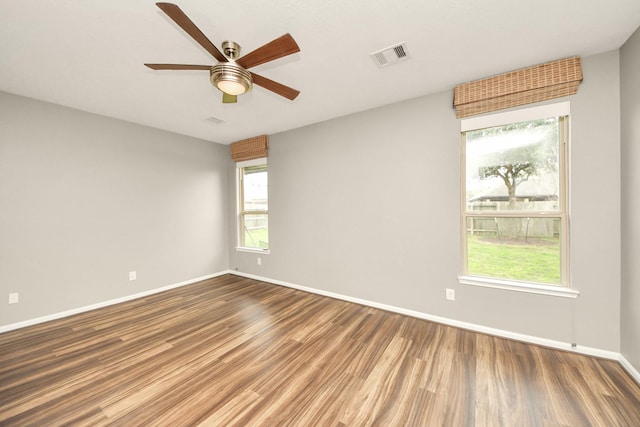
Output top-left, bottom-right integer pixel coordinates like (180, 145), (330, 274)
(0, 271), (229, 334)
(620, 355), (640, 385)
(230, 271), (622, 361)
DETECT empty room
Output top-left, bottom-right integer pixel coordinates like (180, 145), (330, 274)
(1, 0), (640, 425)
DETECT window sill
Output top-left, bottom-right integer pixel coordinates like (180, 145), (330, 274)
(457, 276), (579, 298)
(236, 247), (270, 255)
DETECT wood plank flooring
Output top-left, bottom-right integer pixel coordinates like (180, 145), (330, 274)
(1, 274), (639, 426)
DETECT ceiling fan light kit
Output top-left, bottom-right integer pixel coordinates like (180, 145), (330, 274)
(145, 2), (300, 104)
(210, 63), (252, 96)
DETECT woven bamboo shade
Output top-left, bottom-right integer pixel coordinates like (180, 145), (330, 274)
(453, 56), (583, 119)
(230, 134), (269, 162)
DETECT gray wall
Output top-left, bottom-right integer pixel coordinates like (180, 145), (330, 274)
(233, 51), (623, 353)
(0, 46), (631, 366)
(0, 92), (229, 326)
(621, 26), (640, 371)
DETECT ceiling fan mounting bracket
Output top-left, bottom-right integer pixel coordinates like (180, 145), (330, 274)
(221, 41), (241, 60)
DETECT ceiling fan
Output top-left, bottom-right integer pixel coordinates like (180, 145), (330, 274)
(145, 2), (300, 103)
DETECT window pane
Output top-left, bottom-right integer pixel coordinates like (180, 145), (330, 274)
(241, 214), (268, 249)
(243, 166), (268, 212)
(466, 118), (560, 212)
(466, 216), (561, 285)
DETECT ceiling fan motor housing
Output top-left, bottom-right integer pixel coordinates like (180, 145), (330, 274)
(210, 63), (253, 95)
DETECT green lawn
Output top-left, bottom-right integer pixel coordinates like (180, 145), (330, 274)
(467, 234), (561, 285)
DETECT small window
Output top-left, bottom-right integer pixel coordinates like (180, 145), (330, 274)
(238, 160), (268, 250)
(460, 103), (569, 288)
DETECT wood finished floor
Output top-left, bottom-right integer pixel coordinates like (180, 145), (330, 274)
(1, 274), (640, 426)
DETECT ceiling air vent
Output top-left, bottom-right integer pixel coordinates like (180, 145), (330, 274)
(370, 42), (409, 67)
(206, 116), (225, 125)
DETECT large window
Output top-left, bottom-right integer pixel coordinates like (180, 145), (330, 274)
(238, 160), (268, 251)
(460, 103), (570, 290)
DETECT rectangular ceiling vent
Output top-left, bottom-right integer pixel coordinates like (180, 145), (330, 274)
(370, 42), (409, 67)
(206, 116), (225, 125)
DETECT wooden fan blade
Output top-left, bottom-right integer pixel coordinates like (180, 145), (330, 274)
(222, 93), (238, 103)
(236, 34), (300, 69)
(145, 64), (211, 70)
(156, 3), (226, 62)
(251, 73), (300, 100)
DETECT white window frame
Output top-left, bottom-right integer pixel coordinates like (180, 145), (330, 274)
(236, 158), (270, 253)
(458, 102), (578, 298)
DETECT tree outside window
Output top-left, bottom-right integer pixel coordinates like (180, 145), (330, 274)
(462, 115), (568, 286)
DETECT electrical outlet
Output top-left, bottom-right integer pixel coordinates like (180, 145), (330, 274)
(8, 293), (19, 304)
(257, 257), (262, 266)
(129, 271), (137, 281)
(446, 288), (455, 301)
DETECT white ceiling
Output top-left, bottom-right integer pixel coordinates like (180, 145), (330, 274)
(1, 1), (639, 144)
